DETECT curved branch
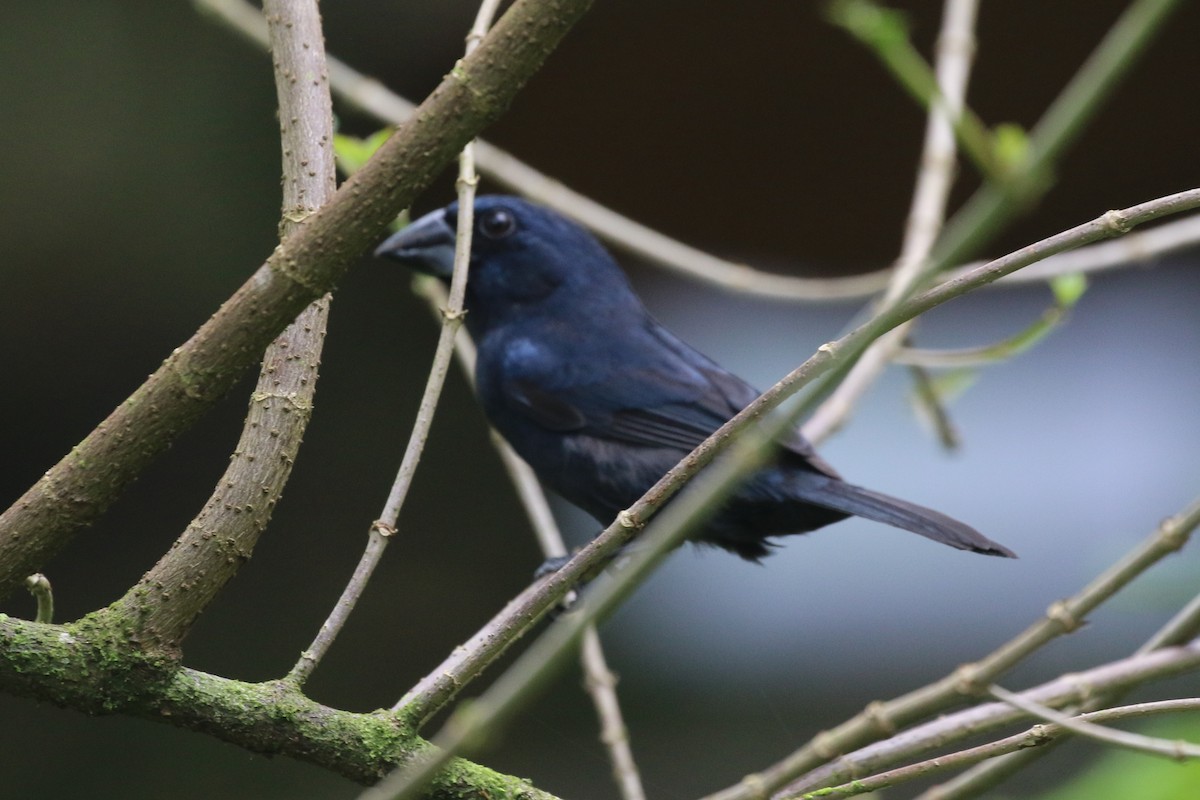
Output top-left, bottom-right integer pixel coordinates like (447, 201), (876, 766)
(105, 0), (337, 648)
(198, 0), (1200, 307)
(0, 0), (595, 601)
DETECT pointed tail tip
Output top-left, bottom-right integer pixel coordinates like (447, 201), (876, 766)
(977, 540), (1019, 559)
(792, 476), (1019, 559)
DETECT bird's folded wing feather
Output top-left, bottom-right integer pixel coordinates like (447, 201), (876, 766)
(502, 322), (839, 477)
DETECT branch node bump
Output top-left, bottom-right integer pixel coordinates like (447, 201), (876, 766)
(1045, 600), (1082, 632)
(283, 208), (314, 224)
(584, 665), (618, 692)
(864, 700), (897, 735)
(616, 509), (643, 530)
(812, 730), (841, 760)
(1100, 208), (1133, 235)
(371, 520), (398, 538)
(953, 663), (984, 695)
(1064, 672), (1095, 704)
(1157, 512), (1192, 551)
(24, 573), (54, 623)
(738, 772), (769, 800)
(1028, 723), (1051, 744)
(250, 390), (314, 411)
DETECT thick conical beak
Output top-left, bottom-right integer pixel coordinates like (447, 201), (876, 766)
(373, 208), (456, 278)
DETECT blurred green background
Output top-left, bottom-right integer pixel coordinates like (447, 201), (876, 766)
(2, 2), (1199, 798)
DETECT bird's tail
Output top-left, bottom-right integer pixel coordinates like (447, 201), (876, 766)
(797, 475), (1016, 558)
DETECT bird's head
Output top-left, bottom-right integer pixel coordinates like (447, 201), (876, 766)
(374, 195), (637, 335)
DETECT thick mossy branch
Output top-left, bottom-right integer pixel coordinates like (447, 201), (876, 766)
(0, 613), (558, 798)
(0, 0), (594, 601)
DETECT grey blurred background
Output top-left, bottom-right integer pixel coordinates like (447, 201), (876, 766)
(1, 1), (1198, 798)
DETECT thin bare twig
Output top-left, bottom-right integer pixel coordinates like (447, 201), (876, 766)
(803, 0), (978, 444)
(994, 212), (1200, 282)
(706, 492), (1200, 800)
(917, 588), (1200, 799)
(579, 628), (644, 800)
(988, 684), (1200, 761)
(287, 0), (499, 686)
(779, 642), (1200, 797)
(288, 523), (392, 684)
(1139, 590), (1200, 654)
(791, 698), (1200, 800)
(408, 282), (647, 800)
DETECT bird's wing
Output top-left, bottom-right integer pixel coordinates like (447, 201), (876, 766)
(504, 363), (723, 450)
(501, 320), (839, 478)
(506, 378), (589, 431)
(617, 325), (840, 478)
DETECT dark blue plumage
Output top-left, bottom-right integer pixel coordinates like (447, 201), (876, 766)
(375, 196), (1015, 562)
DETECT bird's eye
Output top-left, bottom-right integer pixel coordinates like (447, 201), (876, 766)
(479, 208), (517, 239)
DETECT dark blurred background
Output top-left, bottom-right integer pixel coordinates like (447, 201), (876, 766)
(2, 1), (1199, 798)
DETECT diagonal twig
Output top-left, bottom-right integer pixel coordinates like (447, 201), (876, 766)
(804, 0), (979, 444)
(916, 582), (1200, 798)
(790, 697), (1200, 800)
(704, 492), (1200, 800)
(405, 279), (647, 800)
(804, 0), (1184, 444)
(287, 0), (499, 686)
(989, 684), (1200, 761)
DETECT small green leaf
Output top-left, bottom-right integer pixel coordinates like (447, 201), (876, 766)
(992, 122), (1029, 173)
(1050, 272), (1088, 308)
(907, 365), (968, 451)
(333, 129), (393, 177)
(925, 368), (978, 404)
(827, 0), (910, 49)
(387, 208), (411, 234)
